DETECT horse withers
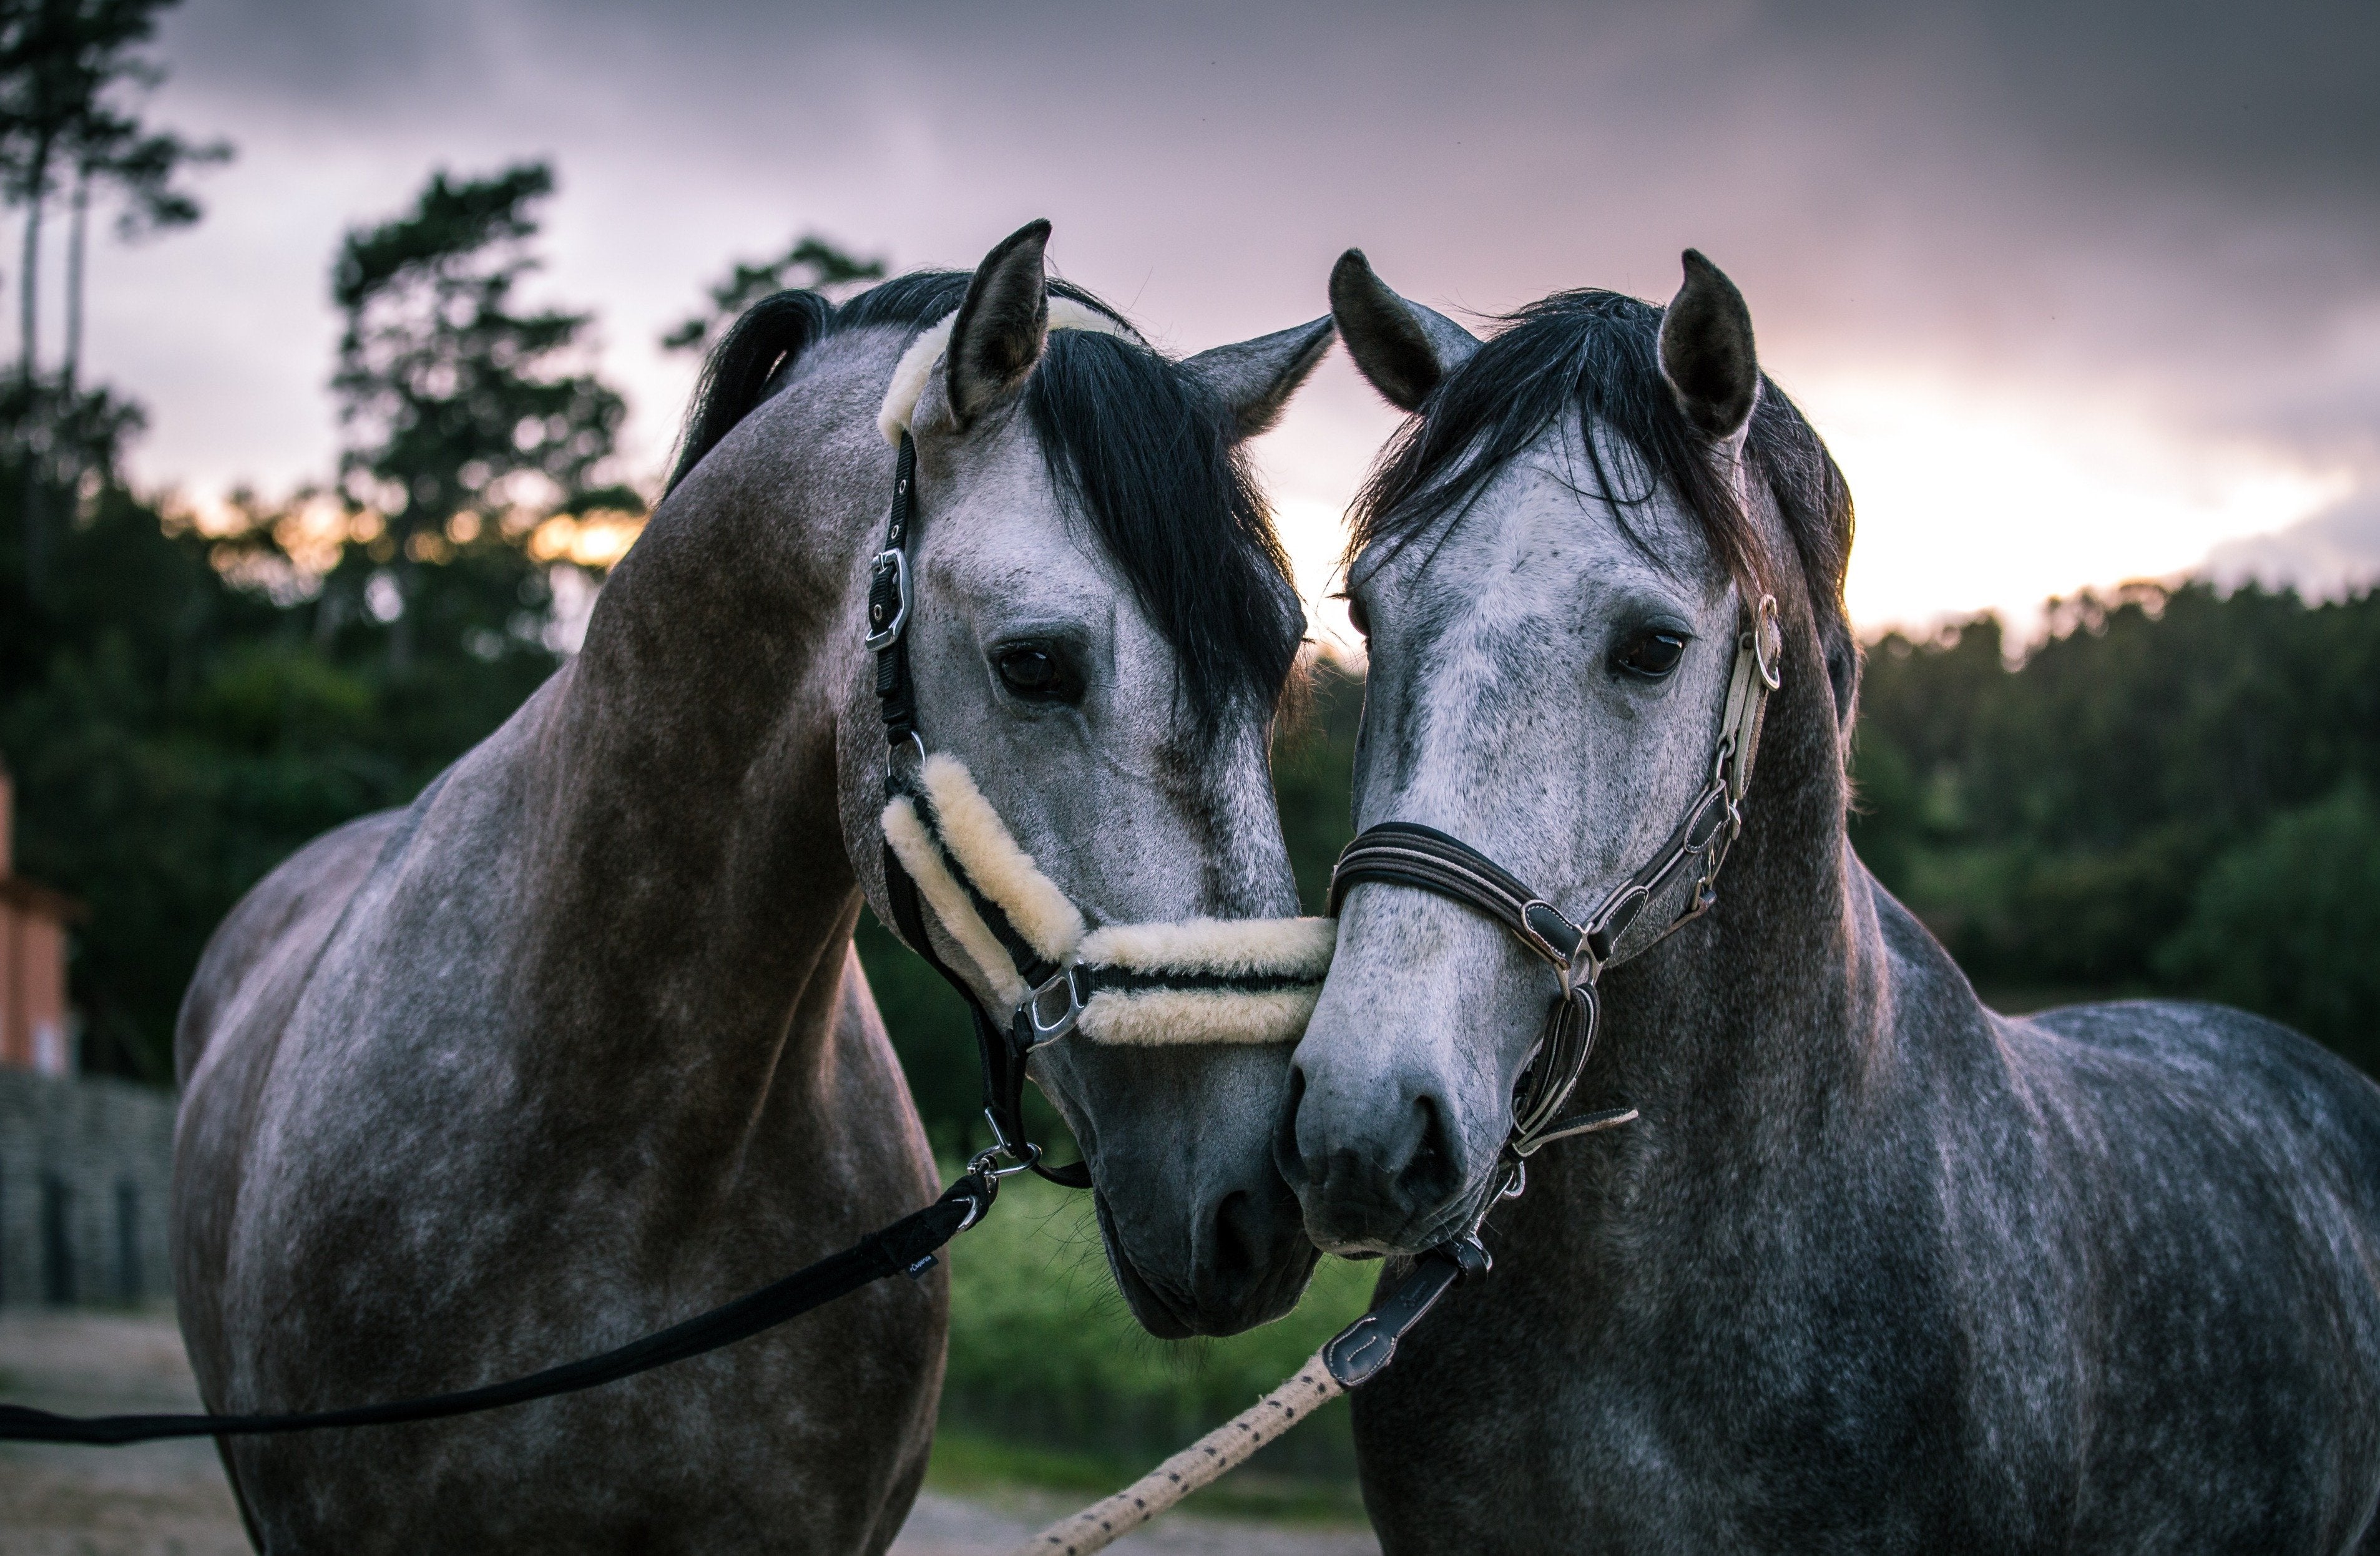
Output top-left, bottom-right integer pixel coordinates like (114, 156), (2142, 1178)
(171, 222), (1332, 1554)
(1286, 249), (2380, 1551)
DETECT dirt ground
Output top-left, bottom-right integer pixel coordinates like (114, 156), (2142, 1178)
(0, 1311), (1377, 1556)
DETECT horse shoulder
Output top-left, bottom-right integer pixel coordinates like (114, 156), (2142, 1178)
(171, 806), (409, 1402)
(174, 808), (409, 1087)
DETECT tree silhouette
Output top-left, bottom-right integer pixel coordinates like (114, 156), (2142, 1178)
(331, 162), (630, 670)
(0, 0), (222, 385)
(0, 0), (225, 598)
(60, 92), (228, 392)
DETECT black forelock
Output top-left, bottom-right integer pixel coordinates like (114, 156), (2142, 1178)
(1349, 290), (1851, 636)
(667, 270), (1303, 733)
(1022, 327), (1303, 740)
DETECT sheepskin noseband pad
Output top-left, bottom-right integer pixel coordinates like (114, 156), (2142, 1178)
(881, 753), (1334, 1046)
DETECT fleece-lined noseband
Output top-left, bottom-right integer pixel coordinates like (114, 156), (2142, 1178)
(867, 304), (1333, 1185)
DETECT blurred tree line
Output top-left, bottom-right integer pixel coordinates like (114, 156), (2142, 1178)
(0, 9), (2366, 1108)
(1848, 582), (2380, 1072)
(0, 12), (907, 1092)
(0, 153), (654, 1078)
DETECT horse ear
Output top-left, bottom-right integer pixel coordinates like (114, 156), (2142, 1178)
(1181, 316), (1336, 440)
(1658, 250), (1760, 442)
(1328, 249), (1480, 413)
(946, 219), (1052, 428)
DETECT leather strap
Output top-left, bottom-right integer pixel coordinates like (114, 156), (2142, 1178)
(1328, 595), (1781, 1157)
(870, 431), (1089, 1189)
(0, 1172), (998, 1444)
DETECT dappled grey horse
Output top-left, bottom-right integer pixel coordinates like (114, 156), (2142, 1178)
(171, 222), (1333, 1554)
(1288, 249), (2380, 1551)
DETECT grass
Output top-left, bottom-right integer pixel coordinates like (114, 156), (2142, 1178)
(934, 1165), (1379, 1506)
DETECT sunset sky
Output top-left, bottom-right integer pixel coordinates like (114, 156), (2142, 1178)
(62, 0), (2380, 647)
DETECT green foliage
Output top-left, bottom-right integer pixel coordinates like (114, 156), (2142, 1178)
(0, 477), (564, 1080)
(2157, 783), (2380, 1072)
(660, 233), (886, 356)
(939, 1167), (1376, 1477)
(0, 159), (638, 1080)
(1851, 582), (2380, 1061)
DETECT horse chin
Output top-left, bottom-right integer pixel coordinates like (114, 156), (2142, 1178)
(1092, 1192), (1201, 1339)
(1300, 1167), (1499, 1261)
(1090, 1189), (1316, 1339)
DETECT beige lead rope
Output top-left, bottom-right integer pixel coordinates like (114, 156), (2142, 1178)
(1002, 1149), (1504, 1552)
(1006, 1349), (1346, 1556)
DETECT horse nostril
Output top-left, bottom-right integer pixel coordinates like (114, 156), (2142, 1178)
(1393, 1090), (1462, 1211)
(1274, 1062), (1311, 1185)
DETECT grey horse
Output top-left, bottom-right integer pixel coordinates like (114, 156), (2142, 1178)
(1285, 248), (2380, 1552)
(171, 222), (1331, 1554)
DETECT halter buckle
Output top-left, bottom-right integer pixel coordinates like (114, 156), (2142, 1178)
(864, 548), (912, 652)
(1018, 964), (1090, 1047)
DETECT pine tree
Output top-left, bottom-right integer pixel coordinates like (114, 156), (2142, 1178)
(0, 0), (223, 598)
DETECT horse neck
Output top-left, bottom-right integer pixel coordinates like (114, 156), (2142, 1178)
(1589, 610), (1894, 1165)
(506, 379), (885, 1154)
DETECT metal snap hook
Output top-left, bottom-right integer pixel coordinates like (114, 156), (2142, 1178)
(968, 1140), (1045, 1182)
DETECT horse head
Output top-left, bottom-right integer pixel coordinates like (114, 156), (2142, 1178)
(665, 223), (1334, 1334)
(1281, 249), (1855, 1255)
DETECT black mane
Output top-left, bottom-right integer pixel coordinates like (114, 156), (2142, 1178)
(668, 272), (1301, 732)
(1349, 290), (1851, 637)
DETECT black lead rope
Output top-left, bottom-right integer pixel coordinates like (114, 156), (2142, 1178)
(0, 1173), (996, 1445)
(0, 432), (1089, 1447)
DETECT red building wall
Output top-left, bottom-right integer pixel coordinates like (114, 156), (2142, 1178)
(0, 767), (76, 1076)
(1, 898), (70, 1072)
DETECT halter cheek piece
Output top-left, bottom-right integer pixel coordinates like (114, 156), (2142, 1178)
(1315, 595), (1781, 1387)
(868, 308), (1334, 1189)
(1330, 594), (1782, 1159)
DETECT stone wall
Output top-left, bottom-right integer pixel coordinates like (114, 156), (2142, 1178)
(0, 1069), (176, 1307)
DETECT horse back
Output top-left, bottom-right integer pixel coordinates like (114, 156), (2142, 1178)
(1981, 997), (2380, 1547)
(2018, 996), (2380, 1208)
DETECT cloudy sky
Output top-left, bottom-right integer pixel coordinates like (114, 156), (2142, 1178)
(57, 0), (2380, 642)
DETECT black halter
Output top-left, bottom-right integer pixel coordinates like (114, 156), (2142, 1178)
(1318, 595), (1781, 1389)
(1329, 594), (1781, 1160)
(868, 430), (1094, 1188)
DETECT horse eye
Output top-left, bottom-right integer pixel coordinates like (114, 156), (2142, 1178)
(1615, 630), (1687, 680)
(1345, 596), (1371, 638)
(992, 643), (1080, 704)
